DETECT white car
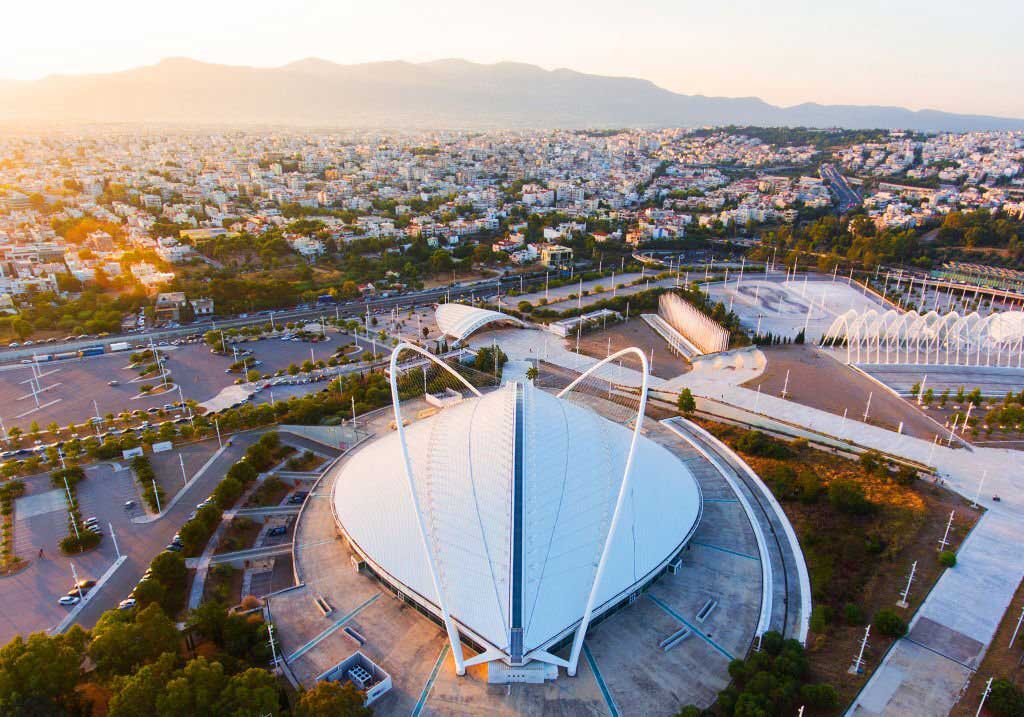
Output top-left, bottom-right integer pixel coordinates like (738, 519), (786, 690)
(58, 595), (80, 606)
(118, 598), (137, 610)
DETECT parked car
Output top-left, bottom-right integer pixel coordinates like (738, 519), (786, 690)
(58, 595), (80, 606)
(108, 380), (120, 387)
(267, 526), (288, 537)
(118, 598), (137, 610)
(165, 543), (182, 552)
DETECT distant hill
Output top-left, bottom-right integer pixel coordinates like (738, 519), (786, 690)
(2, 57), (1022, 132)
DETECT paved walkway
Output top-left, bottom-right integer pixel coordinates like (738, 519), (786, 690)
(485, 326), (1024, 717)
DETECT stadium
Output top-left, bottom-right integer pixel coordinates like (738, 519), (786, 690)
(330, 343), (703, 682)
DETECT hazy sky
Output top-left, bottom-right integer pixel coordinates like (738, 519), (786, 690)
(4, 0), (1022, 117)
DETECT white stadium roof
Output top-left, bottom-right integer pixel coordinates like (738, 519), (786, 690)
(435, 303), (525, 342)
(332, 379), (702, 670)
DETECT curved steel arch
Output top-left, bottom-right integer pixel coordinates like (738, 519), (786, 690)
(387, 342), (485, 675)
(561, 347), (651, 676)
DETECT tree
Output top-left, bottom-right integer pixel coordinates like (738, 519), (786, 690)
(677, 388), (696, 416)
(154, 657), (226, 717)
(89, 604), (177, 676)
(12, 319), (32, 340)
(186, 601), (229, 646)
(107, 652), (179, 717)
(525, 366), (539, 382)
(429, 249), (453, 274)
(295, 680), (372, 717)
(150, 549), (187, 587)
(217, 668), (279, 717)
(0, 631), (85, 714)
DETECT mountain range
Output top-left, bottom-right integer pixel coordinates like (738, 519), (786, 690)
(1, 57), (1021, 132)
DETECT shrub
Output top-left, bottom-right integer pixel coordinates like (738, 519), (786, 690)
(226, 461), (257, 485)
(895, 465), (918, 486)
(800, 683), (838, 709)
(873, 608), (907, 638)
(828, 478), (873, 515)
(809, 604), (831, 633)
(50, 466), (85, 489)
(938, 550), (957, 568)
(735, 430), (791, 459)
(60, 531), (101, 554)
(843, 603), (865, 625)
(989, 679), (1024, 716)
(796, 470), (823, 503)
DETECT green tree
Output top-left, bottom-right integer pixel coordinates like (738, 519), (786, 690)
(155, 657), (226, 717)
(89, 604), (178, 676)
(150, 550), (187, 587)
(295, 680), (372, 717)
(0, 630), (85, 714)
(108, 652), (179, 717)
(216, 668), (279, 717)
(677, 388), (696, 416)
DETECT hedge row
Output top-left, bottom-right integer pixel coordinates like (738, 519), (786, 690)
(130, 455), (165, 513)
(0, 481), (24, 568)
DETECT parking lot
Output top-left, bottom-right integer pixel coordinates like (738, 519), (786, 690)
(0, 329), (396, 434)
(0, 436), (241, 644)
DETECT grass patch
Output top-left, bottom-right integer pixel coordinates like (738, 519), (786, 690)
(283, 450), (325, 472)
(214, 517), (261, 555)
(203, 564), (243, 606)
(244, 476), (289, 508)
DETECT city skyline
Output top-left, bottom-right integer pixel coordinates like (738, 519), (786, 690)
(3, 0), (1023, 119)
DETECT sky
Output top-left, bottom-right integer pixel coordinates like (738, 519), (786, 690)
(3, 0), (1023, 118)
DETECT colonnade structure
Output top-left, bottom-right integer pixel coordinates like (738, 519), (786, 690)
(822, 307), (1024, 367)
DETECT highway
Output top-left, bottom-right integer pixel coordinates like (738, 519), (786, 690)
(0, 276), (510, 365)
(819, 163), (862, 212)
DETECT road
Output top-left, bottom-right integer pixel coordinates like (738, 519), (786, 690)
(0, 277), (518, 366)
(819, 163), (862, 212)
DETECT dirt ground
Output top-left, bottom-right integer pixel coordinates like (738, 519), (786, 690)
(574, 317), (691, 380)
(707, 422), (982, 714)
(744, 345), (948, 441)
(950, 577), (1024, 716)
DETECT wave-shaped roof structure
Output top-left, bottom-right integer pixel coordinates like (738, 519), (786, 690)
(331, 346), (702, 679)
(435, 303), (525, 342)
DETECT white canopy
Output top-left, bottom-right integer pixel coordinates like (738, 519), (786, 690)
(435, 303), (525, 342)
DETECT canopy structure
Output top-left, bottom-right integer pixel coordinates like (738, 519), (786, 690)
(822, 308), (1024, 367)
(332, 346), (702, 680)
(435, 303), (525, 342)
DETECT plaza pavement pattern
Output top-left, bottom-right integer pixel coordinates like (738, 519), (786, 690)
(476, 327), (1024, 717)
